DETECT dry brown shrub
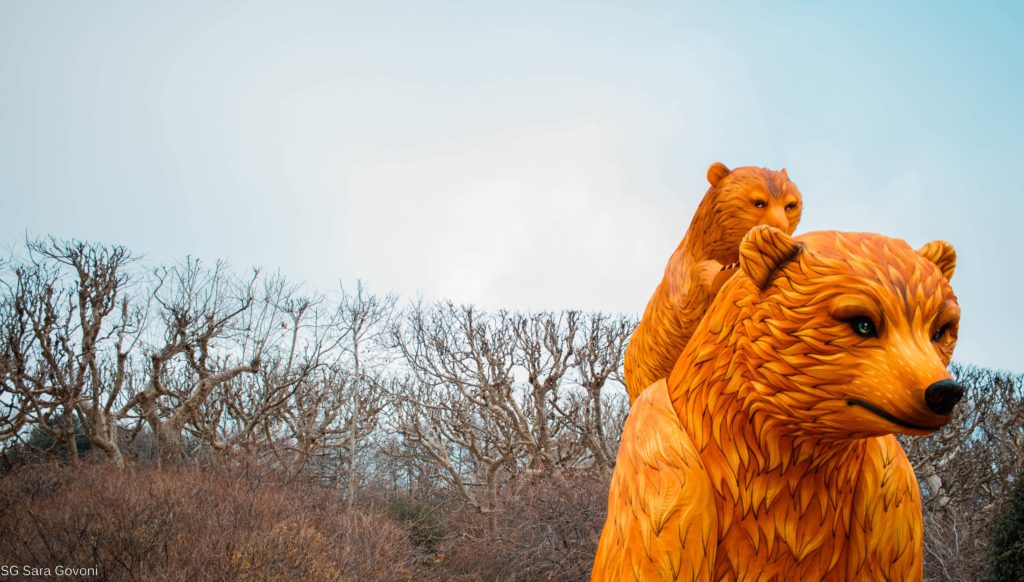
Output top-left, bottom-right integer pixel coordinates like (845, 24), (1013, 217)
(433, 469), (610, 581)
(0, 463), (419, 581)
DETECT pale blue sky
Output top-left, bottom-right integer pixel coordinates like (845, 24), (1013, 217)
(2, 1), (1022, 371)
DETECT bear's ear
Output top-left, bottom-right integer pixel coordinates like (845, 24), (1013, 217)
(917, 240), (956, 281)
(707, 162), (730, 187)
(740, 225), (802, 290)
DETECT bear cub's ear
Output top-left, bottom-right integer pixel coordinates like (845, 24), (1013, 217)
(740, 225), (802, 290)
(917, 240), (957, 281)
(707, 162), (731, 187)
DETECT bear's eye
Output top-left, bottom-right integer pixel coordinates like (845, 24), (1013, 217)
(847, 316), (878, 339)
(786, 202), (798, 211)
(931, 324), (949, 343)
(753, 200), (767, 209)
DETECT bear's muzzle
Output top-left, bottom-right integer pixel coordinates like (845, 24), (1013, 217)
(924, 379), (965, 415)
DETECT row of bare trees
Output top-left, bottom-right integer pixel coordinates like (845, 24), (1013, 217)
(392, 304), (631, 530)
(0, 238), (633, 531)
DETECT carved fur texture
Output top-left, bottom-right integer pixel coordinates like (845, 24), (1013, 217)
(624, 163), (803, 403)
(594, 228), (961, 581)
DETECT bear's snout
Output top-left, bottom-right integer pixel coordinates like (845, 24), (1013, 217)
(924, 380), (964, 415)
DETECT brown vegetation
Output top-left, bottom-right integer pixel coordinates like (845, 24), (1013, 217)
(433, 470), (610, 580)
(0, 463), (418, 581)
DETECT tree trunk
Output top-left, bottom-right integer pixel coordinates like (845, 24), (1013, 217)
(84, 409), (125, 468)
(156, 422), (186, 465)
(62, 406), (79, 465)
(485, 469), (499, 534)
(347, 414), (357, 510)
(91, 433), (124, 468)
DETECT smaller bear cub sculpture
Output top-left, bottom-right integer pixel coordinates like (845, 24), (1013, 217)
(624, 162), (803, 403)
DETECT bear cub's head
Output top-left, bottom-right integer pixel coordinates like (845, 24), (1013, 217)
(704, 162), (804, 251)
(725, 226), (962, 439)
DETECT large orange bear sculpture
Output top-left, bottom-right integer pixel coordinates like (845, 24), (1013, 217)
(624, 163), (803, 403)
(593, 226), (963, 581)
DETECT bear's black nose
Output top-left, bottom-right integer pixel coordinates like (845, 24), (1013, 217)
(924, 380), (964, 415)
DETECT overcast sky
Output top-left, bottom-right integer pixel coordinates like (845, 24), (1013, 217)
(2, 1), (1022, 372)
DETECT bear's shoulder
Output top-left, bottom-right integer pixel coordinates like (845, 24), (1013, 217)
(592, 380), (719, 581)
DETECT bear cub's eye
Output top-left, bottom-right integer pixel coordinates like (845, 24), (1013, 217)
(753, 200), (767, 209)
(847, 316), (878, 339)
(786, 203), (798, 211)
(931, 324), (950, 343)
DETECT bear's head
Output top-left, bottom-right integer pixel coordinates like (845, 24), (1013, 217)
(707, 226), (961, 439)
(698, 162), (803, 264)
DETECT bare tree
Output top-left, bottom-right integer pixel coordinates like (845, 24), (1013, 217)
(130, 259), (262, 465)
(392, 372), (520, 534)
(273, 365), (351, 477)
(512, 310), (579, 469)
(392, 301), (526, 532)
(198, 280), (396, 494)
(0, 239), (138, 466)
(334, 281), (396, 507)
(559, 312), (633, 472)
(191, 276), (333, 461)
(0, 263), (40, 443)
